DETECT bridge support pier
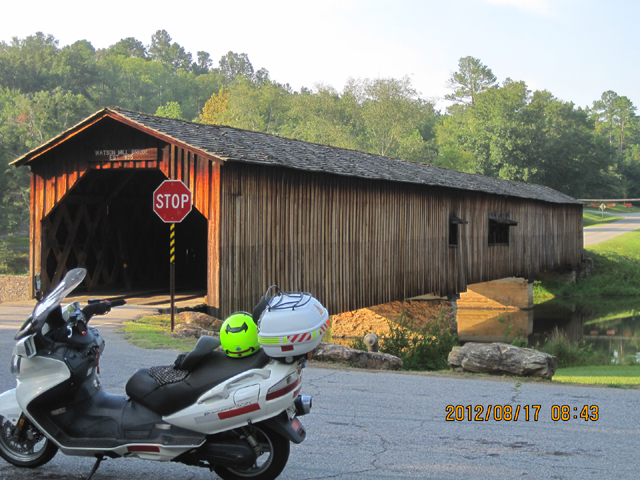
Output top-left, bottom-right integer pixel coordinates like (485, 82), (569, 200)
(455, 277), (534, 343)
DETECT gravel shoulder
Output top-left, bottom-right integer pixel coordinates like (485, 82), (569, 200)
(0, 275), (31, 304)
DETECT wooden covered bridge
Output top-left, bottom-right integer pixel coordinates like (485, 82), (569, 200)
(12, 107), (583, 317)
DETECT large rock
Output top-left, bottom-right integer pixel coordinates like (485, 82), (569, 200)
(448, 342), (557, 379)
(313, 343), (403, 370)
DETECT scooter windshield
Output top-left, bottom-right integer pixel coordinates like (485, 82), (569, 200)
(33, 268), (87, 318)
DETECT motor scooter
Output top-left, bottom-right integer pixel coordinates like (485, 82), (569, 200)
(0, 268), (328, 480)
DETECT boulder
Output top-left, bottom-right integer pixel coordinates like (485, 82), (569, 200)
(448, 342), (557, 379)
(313, 342), (403, 370)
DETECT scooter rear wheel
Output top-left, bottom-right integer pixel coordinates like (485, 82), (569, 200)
(213, 425), (290, 480)
(0, 415), (57, 468)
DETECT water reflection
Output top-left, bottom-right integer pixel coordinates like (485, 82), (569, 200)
(457, 297), (640, 360)
(456, 309), (532, 343)
(533, 297), (640, 360)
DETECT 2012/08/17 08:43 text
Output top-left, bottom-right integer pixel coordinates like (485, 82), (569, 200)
(445, 404), (599, 422)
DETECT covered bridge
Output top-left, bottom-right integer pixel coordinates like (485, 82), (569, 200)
(12, 107), (583, 317)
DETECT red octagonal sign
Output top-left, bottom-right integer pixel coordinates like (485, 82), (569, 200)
(153, 180), (192, 223)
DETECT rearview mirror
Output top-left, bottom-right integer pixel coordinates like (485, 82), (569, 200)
(34, 273), (42, 301)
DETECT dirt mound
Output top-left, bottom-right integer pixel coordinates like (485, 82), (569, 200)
(0, 275), (31, 303)
(331, 299), (453, 338)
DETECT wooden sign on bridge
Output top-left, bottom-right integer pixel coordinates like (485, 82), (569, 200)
(94, 148), (158, 162)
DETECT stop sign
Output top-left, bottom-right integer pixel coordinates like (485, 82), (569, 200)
(153, 180), (192, 223)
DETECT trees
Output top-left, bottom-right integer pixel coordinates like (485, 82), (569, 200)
(54, 40), (98, 99)
(284, 84), (360, 150)
(618, 145), (640, 198)
(148, 29), (193, 72)
(107, 37), (147, 59)
(196, 75), (439, 163)
(0, 87), (93, 231)
(200, 88), (230, 124)
(589, 91), (640, 197)
(218, 51), (255, 84)
(528, 91), (613, 197)
(211, 79), (291, 133)
(445, 56), (498, 106)
(194, 51), (212, 75)
(0, 33), (59, 94)
(439, 79), (531, 179)
(345, 77), (434, 161)
(437, 79), (613, 197)
(0, 87), (28, 232)
(591, 90), (638, 154)
(155, 101), (185, 120)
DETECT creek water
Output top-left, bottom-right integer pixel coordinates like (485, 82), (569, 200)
(457, 296), (640, 362)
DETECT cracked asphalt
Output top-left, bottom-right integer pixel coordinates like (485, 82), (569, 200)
(0, 305), (638, 480)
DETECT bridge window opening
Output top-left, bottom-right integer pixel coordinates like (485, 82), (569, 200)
(449, 214), (468, 247)
(488, 216), (518, 246)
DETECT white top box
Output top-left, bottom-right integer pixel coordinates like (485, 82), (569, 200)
(257, 290), (329, 358)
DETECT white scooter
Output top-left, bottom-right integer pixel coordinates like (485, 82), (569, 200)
(0, 268), (328, 480)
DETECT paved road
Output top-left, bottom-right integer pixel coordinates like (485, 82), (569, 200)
(0, 305), (638, 480)
(584, 212), (640, 246)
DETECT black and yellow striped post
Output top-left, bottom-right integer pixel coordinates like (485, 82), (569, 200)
(170, 223), (176, 331)
(153, 180), (192, 332)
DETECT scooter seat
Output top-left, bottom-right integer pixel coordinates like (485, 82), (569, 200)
(126, 349), (270, 416)
(174, 335), (222, 371)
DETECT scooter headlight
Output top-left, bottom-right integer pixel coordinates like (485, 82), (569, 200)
(14, 336), (36, 358)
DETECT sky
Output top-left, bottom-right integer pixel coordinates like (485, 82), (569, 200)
(2, 0), (638, 111)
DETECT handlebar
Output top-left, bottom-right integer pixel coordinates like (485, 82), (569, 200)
(81, 299), (126, 320)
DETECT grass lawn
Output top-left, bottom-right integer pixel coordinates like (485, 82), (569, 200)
(535, 229), (640, 298)
(583, 210), (624, 227)
(554, 365), (640, 387)
(1, 235), (29, 247)
(588, 229), (640, 259)
(121, 315), (197, 352)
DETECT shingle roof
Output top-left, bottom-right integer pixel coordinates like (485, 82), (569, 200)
(15, 107), (581, 205)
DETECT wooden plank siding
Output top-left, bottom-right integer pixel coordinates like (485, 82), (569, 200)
(159, 145), (214, 220)
(218, 163), (583, 317)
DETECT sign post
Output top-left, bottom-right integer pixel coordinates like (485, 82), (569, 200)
(153, 180), (193, 331)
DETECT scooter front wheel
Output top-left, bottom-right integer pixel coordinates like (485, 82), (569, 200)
(0, 415), (57, 468)
(213, 425), (290, 480)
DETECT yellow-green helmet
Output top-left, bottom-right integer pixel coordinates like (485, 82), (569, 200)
(220, 312), (259, 358)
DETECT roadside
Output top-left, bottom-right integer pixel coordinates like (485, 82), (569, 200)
(583, 211), (623, 227)
(0, 275), (30, 304)
(2, 288), (637, 387)
(583, 211), (640, 246)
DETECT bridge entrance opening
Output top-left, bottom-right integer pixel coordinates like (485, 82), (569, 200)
(41, 169), (207, 296)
